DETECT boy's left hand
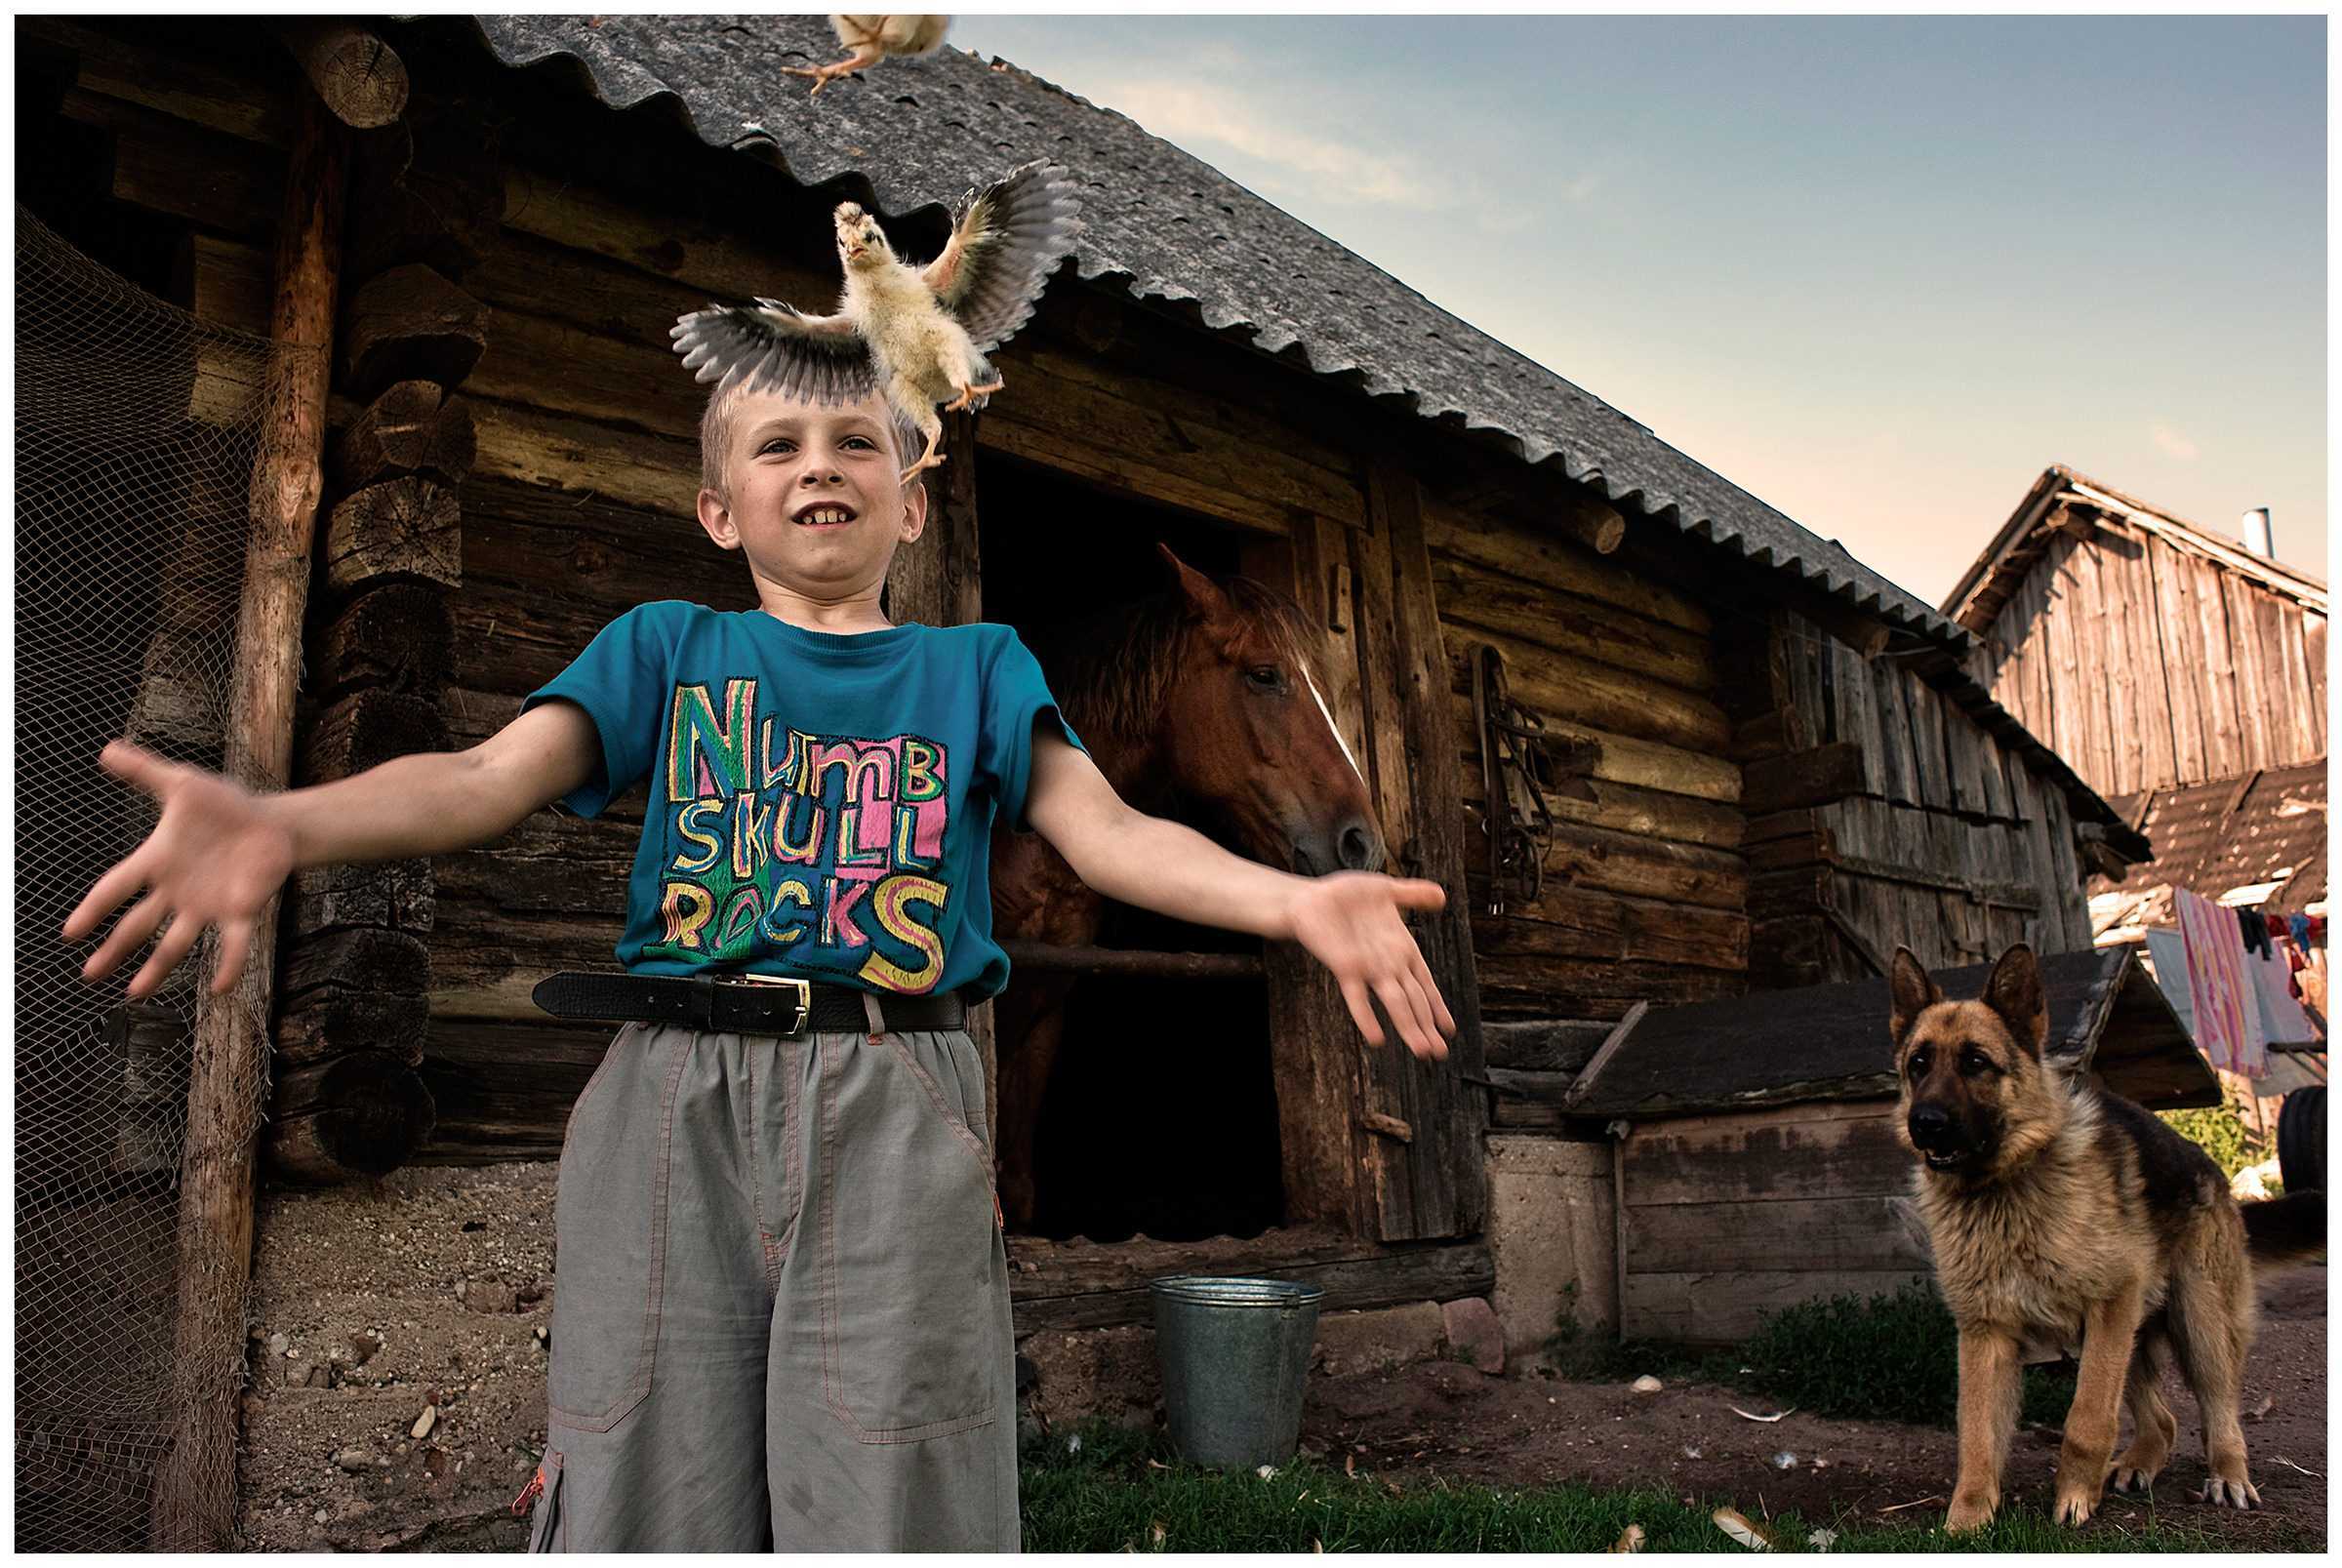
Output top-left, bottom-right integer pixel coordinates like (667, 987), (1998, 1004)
(1284, 872), (1457, 1060)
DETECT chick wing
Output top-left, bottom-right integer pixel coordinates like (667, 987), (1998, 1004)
(920, 161), (1083, 353)
(669, 299), (877, 404)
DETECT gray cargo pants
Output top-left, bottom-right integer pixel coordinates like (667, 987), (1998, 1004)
(518, 1002), (1018, 1551)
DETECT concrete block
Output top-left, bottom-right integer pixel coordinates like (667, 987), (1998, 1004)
(1312, 1300), (1445, 1377)
(1485, 1132), (1618, 1363)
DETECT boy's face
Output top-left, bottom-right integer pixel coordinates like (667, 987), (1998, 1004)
(696, 388), (926, 602)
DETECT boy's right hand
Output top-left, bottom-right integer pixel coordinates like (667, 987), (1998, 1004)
(62, 741), (299, 1000)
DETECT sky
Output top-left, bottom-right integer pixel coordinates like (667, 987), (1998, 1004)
(947, 13), (2327, 607)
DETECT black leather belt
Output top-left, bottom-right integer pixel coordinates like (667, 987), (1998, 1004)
(531, 971), (965, 1037)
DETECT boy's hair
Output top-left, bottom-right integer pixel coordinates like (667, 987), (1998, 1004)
(698, 380), (926, 503)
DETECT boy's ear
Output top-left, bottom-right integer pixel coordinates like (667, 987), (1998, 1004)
(898, 474), (929, 543)
(696, 488), (741, 552)
(1887, 945), (1941, 1044)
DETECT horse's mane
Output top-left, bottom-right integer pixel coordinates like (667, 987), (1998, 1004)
(1043, 574), (1325, 744)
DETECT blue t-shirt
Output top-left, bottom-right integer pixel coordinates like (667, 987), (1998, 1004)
(522, 601), (1085, 1000)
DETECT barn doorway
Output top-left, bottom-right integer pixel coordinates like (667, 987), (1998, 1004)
(978, 453), (1286, 1242)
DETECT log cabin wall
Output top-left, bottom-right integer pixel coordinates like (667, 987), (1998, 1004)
(1741, 610), (2095, 987)
(1961, 496), (2329, 802)
(1422, 495), (1751, 1025)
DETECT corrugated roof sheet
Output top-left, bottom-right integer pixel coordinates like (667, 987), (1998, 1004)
(2090, 763), (2329, 930)
(451, 13), (1972, 650)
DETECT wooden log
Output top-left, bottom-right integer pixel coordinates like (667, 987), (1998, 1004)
(886, 409), (984, 626)
(25, 16), (294, 147)
(322, 475), (461, 593)
(264, 1056), (438, 1180)
(297, 688), (450, 784)
(1472, 890), (1749, 972)
(1741, 741), (1867, 815)
(1366, 458), (1489, 1241)
(280, 927), (430, 1004)
(331, 380), (476, 489)
(1481, 1018), (1615, 1073)
(274, 986), (432, 1072)
(1474, 954), (1742, 1019)
(1264, 945), (1371, 1234)
(1450, 694), (1740, 803)
(1008, 1232), (1497, 1334)
(1423, 509), (1712, 635)
(343, 113), (504, 283)
(1429, 559), (1719, 692)
(468, 394), (701, 518)
(338, 263), (486, 401)
(1444, 633), (1729, 753)
(276, 20), (407, 129)
(313, 582), (454, 697)
(154, 87), (343, 1556)
(410, 1018), (610, 1164)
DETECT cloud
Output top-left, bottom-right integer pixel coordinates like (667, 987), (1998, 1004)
(1094, 77), (1453, 209)
(2151, 422), (2201, 461)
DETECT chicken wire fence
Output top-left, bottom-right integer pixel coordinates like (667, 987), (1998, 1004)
(16, 205), (307, 1550)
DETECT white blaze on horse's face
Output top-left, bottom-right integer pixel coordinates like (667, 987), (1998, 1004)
(1302, 665), (1368, 791)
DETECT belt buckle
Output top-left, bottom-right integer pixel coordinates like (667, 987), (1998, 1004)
(715, 973), (812, 1035)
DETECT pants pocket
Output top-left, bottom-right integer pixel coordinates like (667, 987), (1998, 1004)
(817, 1035), (1003, 1442)
(521, 1449), (564, 1552)
(546, 1043), (686, 1433)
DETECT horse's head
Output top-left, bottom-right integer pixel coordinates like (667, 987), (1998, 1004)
(1147, 543), (1386, 876)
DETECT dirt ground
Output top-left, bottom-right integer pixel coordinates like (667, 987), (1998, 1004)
(1303, 1266), (2328, 1549)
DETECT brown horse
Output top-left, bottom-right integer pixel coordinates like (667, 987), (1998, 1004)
(989, 543), (1386, 1226)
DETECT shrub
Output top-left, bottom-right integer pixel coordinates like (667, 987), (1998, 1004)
(2160, 1079), (2269, 1180)
(1740, 1279), (2069, 1427)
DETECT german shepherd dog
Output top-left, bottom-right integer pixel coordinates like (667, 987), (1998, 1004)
(1889, 943), (2323, 1531)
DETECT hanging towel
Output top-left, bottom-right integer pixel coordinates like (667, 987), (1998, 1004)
(2179, 888), (2268, 1077)
(2142, 927), (2196, 1036)
(2292, 913), (2315, 953)
(2245, 947), (2321, 1048)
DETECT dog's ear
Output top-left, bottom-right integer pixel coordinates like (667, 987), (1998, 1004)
(1888, 945), (1941, 1043)
(1982, 943), (2048, 1057)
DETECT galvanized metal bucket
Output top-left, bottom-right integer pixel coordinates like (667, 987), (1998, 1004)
(1150, 1275), (1325, 1469)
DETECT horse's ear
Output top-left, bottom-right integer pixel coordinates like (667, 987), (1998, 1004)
(1156, 542), (1232, 622)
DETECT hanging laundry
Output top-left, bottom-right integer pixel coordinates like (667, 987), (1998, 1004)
(2236, 906), (2273, 960)
(2245, 947), (2321, 1047)
(2179, 888), (2267, 1077)
(2290, 913), (2313, 953)
(2142, 927), (2196, 1035)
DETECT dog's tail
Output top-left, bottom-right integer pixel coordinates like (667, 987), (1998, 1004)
(2241, 1188), (2325, 1266)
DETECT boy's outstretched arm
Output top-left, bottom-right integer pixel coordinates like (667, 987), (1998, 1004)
(1023, 729), (1456, 1061)
(62, 702), (601, 1001)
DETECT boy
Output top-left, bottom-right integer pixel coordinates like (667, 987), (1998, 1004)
(65, 381), (1456, 1551)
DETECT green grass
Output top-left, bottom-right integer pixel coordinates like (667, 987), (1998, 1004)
(1542, 1279), (2074, 1429)
(2161, 1082), (2270, 1180)
(1019, 1422), (2307, 1552)
(1738, 1280), (2076, 1428)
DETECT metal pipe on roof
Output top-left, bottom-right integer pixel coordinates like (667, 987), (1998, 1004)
(2242, 506), (2274, 558)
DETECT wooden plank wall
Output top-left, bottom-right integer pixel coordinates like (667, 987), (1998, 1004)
(1618, 1099), (1929, 1345)
(1981, 517), (2328, 800)
(1747, 612), (2094, 986)
(1421, 500), (1749, 1023)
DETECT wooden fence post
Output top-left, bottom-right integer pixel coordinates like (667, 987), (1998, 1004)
(148, 87), (344, 1551)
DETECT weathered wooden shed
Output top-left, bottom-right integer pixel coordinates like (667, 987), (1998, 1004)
(1945, 465), (2327, 805)
(1562, 947), (2218, 1344)
(15, 19), (2188, 1542)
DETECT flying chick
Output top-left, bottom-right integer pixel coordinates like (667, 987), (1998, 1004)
(784, 15), (950, 98)
(671, 160), (1082, 483)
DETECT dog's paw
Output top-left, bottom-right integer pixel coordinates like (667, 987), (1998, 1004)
(2052, 1478), (2101, 1527)
(1944, 1490), (1999, 1533)
(2108, 1464), (2158, 1495)
(2196, 1474), (2262, 1510)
